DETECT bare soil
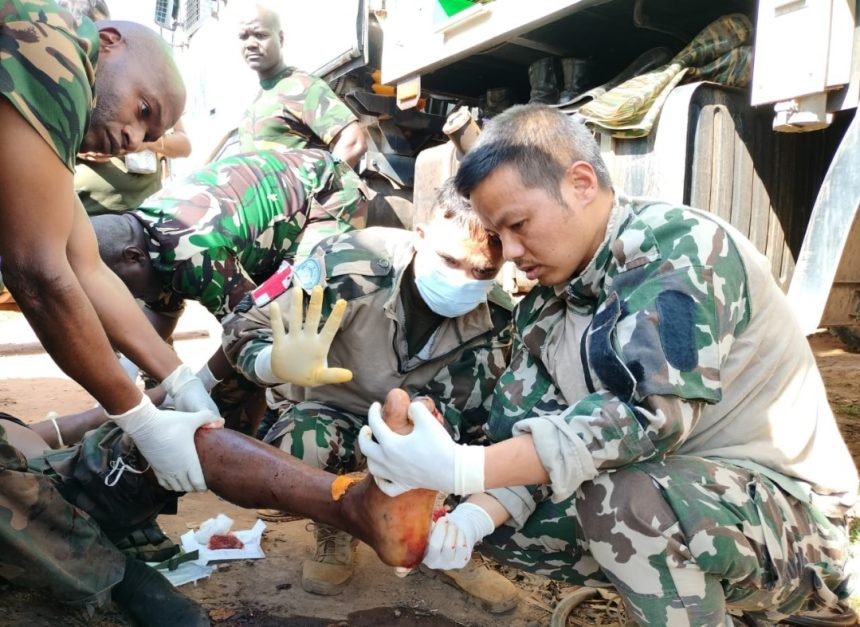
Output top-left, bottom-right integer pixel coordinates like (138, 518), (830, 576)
(0, 332), (858, 627)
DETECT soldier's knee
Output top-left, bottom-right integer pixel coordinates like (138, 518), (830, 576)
(577, 467), (678, 542)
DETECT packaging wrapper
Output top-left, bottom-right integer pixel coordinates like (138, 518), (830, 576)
(181, 514), (267, 565)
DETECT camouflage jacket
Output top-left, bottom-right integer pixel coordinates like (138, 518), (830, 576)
(238, 67), (357, 153)
(138, 149), (367, 318)
(0, 0), (99, 172)
(221, 227), (513, 444)
(493, 195), (857, 522)
(75, 156), (163, 214)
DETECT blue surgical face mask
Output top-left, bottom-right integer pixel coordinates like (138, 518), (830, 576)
(413, 249), (494, 318)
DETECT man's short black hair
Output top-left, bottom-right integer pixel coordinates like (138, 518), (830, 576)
(455, 104), (612, 204)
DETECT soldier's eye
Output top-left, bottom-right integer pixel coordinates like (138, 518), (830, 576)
(440, 255), (458, 268)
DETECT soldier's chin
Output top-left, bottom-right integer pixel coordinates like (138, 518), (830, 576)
(79, 131), (100, 154)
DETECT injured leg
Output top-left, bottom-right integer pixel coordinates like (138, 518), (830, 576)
(196, 388), (437, 568)
(12, 389), (437, 568)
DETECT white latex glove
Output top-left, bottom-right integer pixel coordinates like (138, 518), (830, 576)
(255, 285), (353, 387)
(161, 363), (220, 415)
(117, 354), (140, 382)
(109, 394), (222, 492)
(195, 363), (221, 393)
(359, 400), (485, 497)
(422, 502), (496, 570)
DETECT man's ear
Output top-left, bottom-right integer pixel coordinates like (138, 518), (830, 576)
(123, 246), (147, 265)
(278, 29), (284, 46)
(98, 27), (123, 53)
(414, 223), (427, 241)
(566, 161), (599, 201)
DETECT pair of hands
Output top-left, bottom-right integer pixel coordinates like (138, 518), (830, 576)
(109, 364), (222, 493)
(358, 399), (494, 571)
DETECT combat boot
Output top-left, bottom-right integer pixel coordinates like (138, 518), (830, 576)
(112, 555), (209, 626)
(112, 520), (180, 563)
(559, 57), (592, 103)
(301, 523), (357, 595)
(421, 557), (519, 614)
(528, 57), (559, 104)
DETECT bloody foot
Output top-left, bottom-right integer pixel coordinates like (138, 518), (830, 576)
(193, 388), (437, 568)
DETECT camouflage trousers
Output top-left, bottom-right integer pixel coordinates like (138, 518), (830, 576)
(211, 370), (268, 436)
(479, 456), (852, 626)
(263, 400), (365, 474)
(0, 421), (124, 607)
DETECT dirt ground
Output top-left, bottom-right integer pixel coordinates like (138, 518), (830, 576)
(0, 326), (858, 627)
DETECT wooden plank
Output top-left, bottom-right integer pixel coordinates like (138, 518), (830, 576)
(710, 103), (736, 223)
(730, 105), (754, 239)
(689, 103), (714, 211)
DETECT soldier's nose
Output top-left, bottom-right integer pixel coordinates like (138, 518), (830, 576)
(123, 125), (145, 153)
(499, 235), (524, 261)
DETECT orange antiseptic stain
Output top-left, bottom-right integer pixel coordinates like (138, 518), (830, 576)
(331, 474), (363, 501)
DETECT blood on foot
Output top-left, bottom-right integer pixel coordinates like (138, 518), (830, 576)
(432, 506), (450, 522)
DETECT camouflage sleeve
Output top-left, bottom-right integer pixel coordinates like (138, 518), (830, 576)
(289, 162), (368, 259)
(420, 304), (513, 446)
(486, 486), (541, 528)
(172, 252), (257, 318)
(220, 292), (277, 386)
(287, 76), (357, 147)
(507, 211), (751, 503)
(1, 1), (99, 172)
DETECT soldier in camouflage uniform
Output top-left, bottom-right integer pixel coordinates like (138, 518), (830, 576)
(220, 179), (520, 608)
(360, 105), (858, 626)
(1, 2), (215, 625)
(236, 3), (366, 168)
(92, 147), (368, 433)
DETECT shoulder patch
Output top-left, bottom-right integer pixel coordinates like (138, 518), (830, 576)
(294, 257), (324, 290)
(252, 263), (294, 307)
(656, 289), (698, 371)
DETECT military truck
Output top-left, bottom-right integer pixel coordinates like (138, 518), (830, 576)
(303, 0), (858, 347)
(197, 0), (856, 347)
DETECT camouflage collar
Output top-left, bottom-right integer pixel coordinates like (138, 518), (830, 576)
(556, 193), (636, 313)
(260, 66), (294, 90)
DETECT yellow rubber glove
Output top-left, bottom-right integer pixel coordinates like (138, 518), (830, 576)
(267, 285), (353, 387)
